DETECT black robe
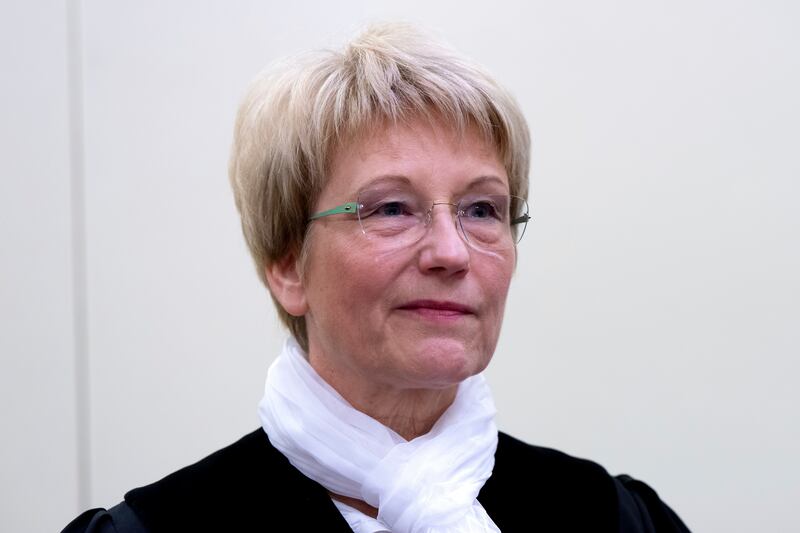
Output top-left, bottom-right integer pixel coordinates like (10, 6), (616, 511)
(62, 429), (690, 532)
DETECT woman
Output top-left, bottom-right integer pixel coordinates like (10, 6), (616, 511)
(64, 24), (690, 532)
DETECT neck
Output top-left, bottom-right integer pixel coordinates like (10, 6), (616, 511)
(330, 492), (380, 518)
(307, 351), (458, 441)
(350, 386), (458, 441)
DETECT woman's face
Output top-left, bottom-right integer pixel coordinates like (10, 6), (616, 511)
(298, 118), (516, 397)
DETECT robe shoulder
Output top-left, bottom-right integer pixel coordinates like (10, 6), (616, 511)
(479, 432), (691, 532)
(60, 502), (146, 533)
(61, 429), (350, 533)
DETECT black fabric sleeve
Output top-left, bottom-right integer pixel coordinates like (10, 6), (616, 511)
(60, 502), (149, 533)
(615, 475), (691, 532)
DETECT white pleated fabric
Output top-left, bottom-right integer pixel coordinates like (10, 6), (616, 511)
(258, 337), (501, 533)
(332, 499), (391, 533)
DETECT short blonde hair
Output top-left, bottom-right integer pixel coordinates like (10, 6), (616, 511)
(229, 23), (531, 350)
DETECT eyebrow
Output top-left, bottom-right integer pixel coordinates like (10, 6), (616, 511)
(464, 175), (509, 192)
(354, 174), (509, 196)
(356, 175), (412, 193)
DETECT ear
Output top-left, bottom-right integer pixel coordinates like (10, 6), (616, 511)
(264, 253), (308, 317)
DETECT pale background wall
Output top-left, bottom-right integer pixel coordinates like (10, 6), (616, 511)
(1, 1), (798, 531)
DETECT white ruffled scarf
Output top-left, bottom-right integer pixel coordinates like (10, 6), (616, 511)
(258, 338), (501, 533)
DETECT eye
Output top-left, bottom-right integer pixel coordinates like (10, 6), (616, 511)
(462, 200), (501, 220)
(360, 199), (415, 218)
(378, 201), (410, 217)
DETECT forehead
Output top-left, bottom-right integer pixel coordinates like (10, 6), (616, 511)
(323, 118), (508, 200)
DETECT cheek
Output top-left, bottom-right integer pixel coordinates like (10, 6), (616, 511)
(479, 253), (515, 301)
(477, 260), (514, 346)
(306, 238), (392, 317)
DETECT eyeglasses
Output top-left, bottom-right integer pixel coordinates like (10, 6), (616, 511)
(309, 186), (530, 252)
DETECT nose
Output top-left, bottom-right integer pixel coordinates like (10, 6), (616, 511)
(417, 203), (470, 275)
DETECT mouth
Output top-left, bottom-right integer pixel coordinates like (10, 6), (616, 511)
(396, 300), (476, 319)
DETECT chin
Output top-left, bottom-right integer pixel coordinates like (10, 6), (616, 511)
(405, 338), (490, 388)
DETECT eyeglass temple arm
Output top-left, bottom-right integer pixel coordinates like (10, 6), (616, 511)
(308, 202), (360, 221)
(511, 214), (530, 226)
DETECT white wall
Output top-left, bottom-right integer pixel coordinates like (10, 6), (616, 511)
(1, 1), (81, 532)
(2, 1), (798, 531)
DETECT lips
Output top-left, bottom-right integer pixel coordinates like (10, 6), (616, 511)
(397, 300), (476, 317)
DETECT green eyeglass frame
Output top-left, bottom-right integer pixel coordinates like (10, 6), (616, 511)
(309, 201), (530, 226)
(309, 202), (361, 220)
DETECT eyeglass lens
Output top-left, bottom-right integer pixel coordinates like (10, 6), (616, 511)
(355, 187), (528, 251)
